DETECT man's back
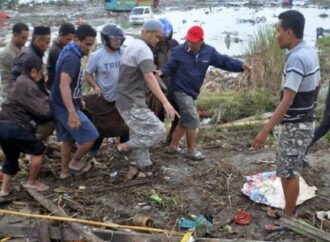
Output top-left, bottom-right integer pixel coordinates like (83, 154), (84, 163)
(47, 41), (63, 90)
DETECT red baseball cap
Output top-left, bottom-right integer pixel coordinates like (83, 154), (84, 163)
(185, 25), (204, 43)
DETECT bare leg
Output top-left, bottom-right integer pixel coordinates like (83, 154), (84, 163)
(281, 177), (299, 216)
(69, 141), (95, 170)
(169, 125), (186, 149)
(186, 128), (197, 154)
(0, 174), (12, 196)
(23, 155), (49, 191)
(60, 140), (74, 178)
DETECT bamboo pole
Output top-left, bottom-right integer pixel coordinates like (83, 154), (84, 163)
(0, 208), (184, 236)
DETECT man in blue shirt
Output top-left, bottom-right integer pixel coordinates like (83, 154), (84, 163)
(51, 24), (99, 179)
(161, 25), (251, 160)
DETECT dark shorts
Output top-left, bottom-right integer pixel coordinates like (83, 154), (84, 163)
(0, 122), (45, 175)
(173, 91), (200, 129)
(52, 103), (99, 145)
(276, 122), (314, 178)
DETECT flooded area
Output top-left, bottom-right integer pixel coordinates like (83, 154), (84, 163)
(1, 0), (330, 56)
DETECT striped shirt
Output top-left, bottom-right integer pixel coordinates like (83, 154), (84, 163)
(281, 42), (320, 123)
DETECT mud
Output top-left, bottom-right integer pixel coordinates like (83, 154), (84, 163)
(2, 134), (329, 241)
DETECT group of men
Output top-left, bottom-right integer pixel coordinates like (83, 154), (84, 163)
(0, 9), (325, 232)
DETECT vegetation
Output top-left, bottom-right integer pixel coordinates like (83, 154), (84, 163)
(197, 90), (277, 123)
(244, 25), (286, 92)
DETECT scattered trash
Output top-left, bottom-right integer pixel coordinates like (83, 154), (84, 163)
(316, 211), (330, 221)
(242, 171), (317, 209)
(179, 215), (212, 230)
(233, 210), (251, 225)
(131, 214), (154, 227)
(223, 224), (234, 234)
(150, 194), (162, 203)
(110, 171), (118, 178)
(180, 230), (195, 242)
(78, 186), (86, 190)
(200, 118), (211, 125)
(254, 159), (275, 165)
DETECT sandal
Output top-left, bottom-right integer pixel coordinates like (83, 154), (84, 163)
(267, 208), (297, 219)
(186, 150), (205, 161)
(165, 146), (185, 155)
(113, 144), (130, 161)
(127, 162), (152, 180)
(69, 162), (94, 176)
(264, 221), (287, 232)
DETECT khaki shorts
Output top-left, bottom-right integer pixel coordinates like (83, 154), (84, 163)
(173, 91), (200, 129)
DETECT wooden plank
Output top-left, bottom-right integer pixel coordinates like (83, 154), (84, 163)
(0, 222), (272, 242)
(279, 216), (330, 242)
(37, 221), (51, 242)
(24, 187), (104, 242)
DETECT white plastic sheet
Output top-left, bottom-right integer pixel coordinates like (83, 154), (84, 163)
(242, 171), (317, 209)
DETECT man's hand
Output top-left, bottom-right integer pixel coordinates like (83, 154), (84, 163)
(163, 102), (180, 121)
(155, 69), (163, 77)
(68, 111), (81, 129)
(252, 129), (269, 150)
(93, 86), (101, 96)
(243, 63), (252, 75)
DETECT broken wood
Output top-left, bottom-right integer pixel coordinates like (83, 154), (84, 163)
(0, 222), (273, 242)
(279, 216), (330, 242)
(24, 187), (105, 242)
(37, 221), (51, 242)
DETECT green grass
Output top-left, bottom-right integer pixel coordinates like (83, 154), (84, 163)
(197, 89), (277, 123)
(317, 36), (330, 53)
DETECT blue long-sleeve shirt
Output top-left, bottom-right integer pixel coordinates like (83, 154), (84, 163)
(162, 42), (244, 99)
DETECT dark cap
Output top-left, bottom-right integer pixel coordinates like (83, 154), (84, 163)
(33, 26), (51, 36)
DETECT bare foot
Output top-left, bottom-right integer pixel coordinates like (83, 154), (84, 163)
(23, 181), (49, 192)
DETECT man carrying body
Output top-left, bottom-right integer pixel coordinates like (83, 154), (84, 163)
(115, 19), (178, 180)
(47, 23), (75, 90)
(161, 25), (251, 160)
(253, 10), (320, 231)
(0, 22), (29, 97)
(51, 24), (99, 179)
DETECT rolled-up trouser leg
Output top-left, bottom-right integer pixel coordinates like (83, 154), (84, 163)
(118, 107), (166, 168)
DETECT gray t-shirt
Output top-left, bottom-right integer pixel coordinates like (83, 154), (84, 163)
(281, 41), (320, 123)
(86, 46), (124, 102)
(116, 39), (156, 111)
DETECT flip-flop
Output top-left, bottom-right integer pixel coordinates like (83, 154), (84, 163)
(69, 162), (94, 177)
(165, 146), (185, 155)
(0, 191), (10, 197)
(186, 150), (205, 161)
(22, 183), (49, 192)
(264, 221), (287, 232)
(267, 208), (283, 219)
(113, 144), (130, 161)
(126, 162), (152, 180)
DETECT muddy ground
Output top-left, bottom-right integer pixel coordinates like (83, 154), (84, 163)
(2, 129), (329, 241)
(0, 1), (329, 241)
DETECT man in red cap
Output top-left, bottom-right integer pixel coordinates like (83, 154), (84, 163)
(160, 25), (251, 161)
